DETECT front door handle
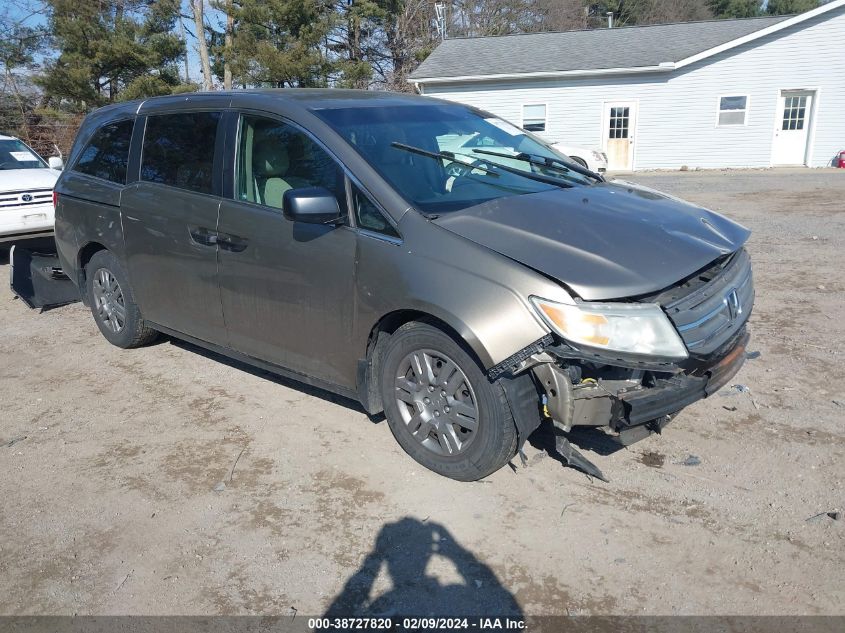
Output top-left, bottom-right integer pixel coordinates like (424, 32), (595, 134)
(189, 226), (218, 247)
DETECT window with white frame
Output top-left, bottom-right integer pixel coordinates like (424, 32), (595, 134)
(717, 95), (748, 126)
(522, 104), (546, 132)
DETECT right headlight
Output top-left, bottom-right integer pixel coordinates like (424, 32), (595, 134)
(530, 296), (688, 360)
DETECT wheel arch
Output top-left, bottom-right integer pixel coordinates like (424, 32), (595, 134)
(75, 241), (109, 303)
(356, 307), (493, 416)
(78, 241), (108, 270)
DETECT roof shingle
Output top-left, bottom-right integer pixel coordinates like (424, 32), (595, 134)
(410, 16), (790, 80)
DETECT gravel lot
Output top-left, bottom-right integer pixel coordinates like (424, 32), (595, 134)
(1, 169), (843, 617)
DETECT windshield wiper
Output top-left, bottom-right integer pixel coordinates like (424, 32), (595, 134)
(472, 148), (604, 182)
(390, 142), (500, 178)
(391, 142), (572, 189)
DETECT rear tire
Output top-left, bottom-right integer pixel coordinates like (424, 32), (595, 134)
(380, 322), (517, 481)
(85, 250), (158, 349)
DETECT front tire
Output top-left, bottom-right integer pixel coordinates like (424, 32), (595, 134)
(85, 250), (158, 349)
(380, 322), (517, 481)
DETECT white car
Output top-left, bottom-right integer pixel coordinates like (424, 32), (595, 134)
(551, 142), (607, 174)
(438, 133), (607, 176)
(0, 134), (63, 242)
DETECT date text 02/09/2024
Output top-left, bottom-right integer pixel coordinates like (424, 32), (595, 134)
(307, 617), (527, 630)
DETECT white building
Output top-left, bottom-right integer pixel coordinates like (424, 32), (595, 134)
(410, 1), (845, 170)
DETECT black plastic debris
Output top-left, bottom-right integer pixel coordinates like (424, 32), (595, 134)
(10, 241), (80, 311)
(554, 434), (608, 482)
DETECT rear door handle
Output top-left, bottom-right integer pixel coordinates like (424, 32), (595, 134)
(189, 226), (218, 247)
(217, 232), (248, 253)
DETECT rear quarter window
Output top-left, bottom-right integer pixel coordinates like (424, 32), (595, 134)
(141, 112), (221, 195)
(72, 119), (134, 184)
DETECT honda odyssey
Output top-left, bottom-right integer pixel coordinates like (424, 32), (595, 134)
(53, 90), (753, 481)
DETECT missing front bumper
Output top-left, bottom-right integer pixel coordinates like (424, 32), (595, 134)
(534, 329), (750, 440)
(614, 329), (749, 429)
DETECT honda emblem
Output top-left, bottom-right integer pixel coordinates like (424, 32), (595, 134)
(725, 288), (741, 321)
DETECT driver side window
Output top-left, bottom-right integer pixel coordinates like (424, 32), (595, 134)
(237, 115), (346, 211)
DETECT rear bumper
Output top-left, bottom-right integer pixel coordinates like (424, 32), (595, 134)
(0, 229), (55, 243)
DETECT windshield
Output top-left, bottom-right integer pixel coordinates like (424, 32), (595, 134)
(314, 103), (596, 214)
(0, 139), (47, 170)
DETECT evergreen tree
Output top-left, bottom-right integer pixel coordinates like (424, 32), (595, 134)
(766, 0), (821, 15)
(38, 0), (189, 110)
(221, 0), (338, 88)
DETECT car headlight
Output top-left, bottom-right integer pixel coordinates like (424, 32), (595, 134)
(530, 296), (688, 360)
(591, 150), (605, 161)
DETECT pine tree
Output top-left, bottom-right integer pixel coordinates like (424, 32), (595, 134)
(766, 0), (820, 15)
(221, 0), (338, 88)
(37, 0), (189, 110)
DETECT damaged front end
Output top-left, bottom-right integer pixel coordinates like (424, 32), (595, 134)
(495, 248), (754, 481)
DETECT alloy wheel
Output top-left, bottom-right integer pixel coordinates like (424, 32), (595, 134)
(92, 267), (126, 334)
(394, 349), (479, 456)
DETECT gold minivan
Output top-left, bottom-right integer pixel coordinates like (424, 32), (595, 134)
(54, 90), (753, 481)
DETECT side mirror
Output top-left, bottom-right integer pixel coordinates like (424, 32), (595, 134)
(282, 186), (342, 224)
(48, 156), (64, 171)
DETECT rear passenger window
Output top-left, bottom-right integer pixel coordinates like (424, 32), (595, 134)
(73, 119), (134, 184)
(141, 112), (221, 194)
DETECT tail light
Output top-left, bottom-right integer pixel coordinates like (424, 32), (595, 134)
(53, 191), (59, 209)
(838, 151), (845, 169)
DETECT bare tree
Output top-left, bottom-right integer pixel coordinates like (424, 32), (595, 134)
(382, 0), (439, 91)
(177, 13), (191, 83)
(636, 0), (714, 24)
(190, 0), (214, 91)
(223, 0), (233, 89)
(534, 0), (590, 31)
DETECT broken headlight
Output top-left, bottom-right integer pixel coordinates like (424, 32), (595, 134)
(530, 296), (688, 360)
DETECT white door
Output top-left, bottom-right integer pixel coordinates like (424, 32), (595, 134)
(771, 90), (814, 166)
(603, 102), (637, 171)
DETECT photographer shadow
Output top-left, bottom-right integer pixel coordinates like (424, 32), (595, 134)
(323, 517), (522, 618)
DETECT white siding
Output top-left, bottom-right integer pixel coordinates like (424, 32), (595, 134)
(422, 7), (845, 169)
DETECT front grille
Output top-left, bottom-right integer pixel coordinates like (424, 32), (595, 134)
(654, 248), (754, 357)
(0, 188), (53, 209)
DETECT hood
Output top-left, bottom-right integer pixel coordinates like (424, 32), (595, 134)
(0, 168), (59, 192)
(433, 180), (750, 301)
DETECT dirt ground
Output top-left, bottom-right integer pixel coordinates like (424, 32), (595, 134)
(1, 169), (843, 617)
